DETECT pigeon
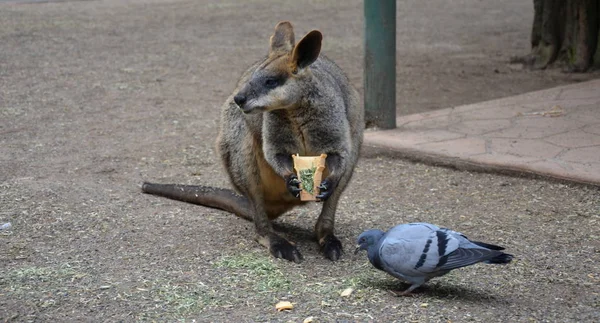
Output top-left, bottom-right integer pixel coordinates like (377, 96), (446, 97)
(355, 222), (513, 296)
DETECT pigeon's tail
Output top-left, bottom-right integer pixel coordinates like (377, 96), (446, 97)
(485, 252), (513, 264)
(471, 240), (505, 251)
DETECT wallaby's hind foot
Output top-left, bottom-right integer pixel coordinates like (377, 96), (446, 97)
(258, 233), (303, 263)
(320, 234), (343, 261)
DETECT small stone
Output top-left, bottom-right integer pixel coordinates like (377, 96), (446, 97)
(340, 287), (353, 297)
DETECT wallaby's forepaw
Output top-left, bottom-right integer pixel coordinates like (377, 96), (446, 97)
(316, 178), (335, 201)
(321, 234), (343, 261)
(285, 174), (302, 198)
(270, 235), (303, 263)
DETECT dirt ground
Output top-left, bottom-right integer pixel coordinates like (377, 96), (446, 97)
(1, 0), (599, 322)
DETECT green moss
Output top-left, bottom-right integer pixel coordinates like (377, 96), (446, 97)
(214, 252), (291, 291)
(567, 46), (577, 64)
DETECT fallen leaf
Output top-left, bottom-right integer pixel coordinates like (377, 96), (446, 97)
(340, 287), (353, 297)
(275, 301), (293, 311)
(303, 316), (314, 323)
(420, 303), (429, 308)
(543, 105), (564, 117)
(517, 105), (565, 117)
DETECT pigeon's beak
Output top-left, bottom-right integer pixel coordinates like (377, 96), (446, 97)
(354, 245), (361, 255)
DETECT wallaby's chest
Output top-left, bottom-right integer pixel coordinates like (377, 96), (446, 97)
(268, 112), (320, 155)
(290, 121), (311, 154)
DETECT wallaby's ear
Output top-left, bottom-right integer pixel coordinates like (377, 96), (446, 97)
(290, 30), (322, 73)
(270, 21), (295, 53)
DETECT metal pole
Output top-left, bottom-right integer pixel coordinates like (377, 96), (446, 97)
(364, 0), (397, 129)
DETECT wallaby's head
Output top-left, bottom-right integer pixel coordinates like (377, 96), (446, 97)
(233, 21), (322, 114)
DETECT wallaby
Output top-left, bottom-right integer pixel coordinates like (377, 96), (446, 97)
(142, 21), (364, 262)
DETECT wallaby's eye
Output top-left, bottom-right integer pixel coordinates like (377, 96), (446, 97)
(264, 77), (280, 89)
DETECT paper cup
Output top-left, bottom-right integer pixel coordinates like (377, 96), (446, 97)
(292, 154), (327, 201)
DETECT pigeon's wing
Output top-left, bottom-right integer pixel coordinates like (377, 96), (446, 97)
(377, 235), (428, 283)
(378, 224), (460, 277)
(469, 241), (505, 251)
(410, 228), (460, 273)
(439, 228), (506, 250)
(377, 236), (415, 274)
(384, 223), (440, 241)
(436, 247), (503, 271)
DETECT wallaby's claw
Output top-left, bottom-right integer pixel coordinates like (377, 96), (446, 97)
(316, 178), (334, 201)
(321, 234), (343, 261)
(270, 236), (303, 263)
(285, 174), (302, 198)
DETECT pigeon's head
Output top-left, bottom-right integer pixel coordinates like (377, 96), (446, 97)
(354, 229), (385, 254)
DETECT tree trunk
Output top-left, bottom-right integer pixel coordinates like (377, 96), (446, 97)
(514, 0), (599, 72)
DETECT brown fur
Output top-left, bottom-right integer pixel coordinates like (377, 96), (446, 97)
(142, 21), (364, 262)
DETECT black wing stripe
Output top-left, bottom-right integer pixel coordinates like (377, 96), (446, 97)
(435, 231), (450, 267)
(414, 238), (432, 269)
(436, 231), (448, 256)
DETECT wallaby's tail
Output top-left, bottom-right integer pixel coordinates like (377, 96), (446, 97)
(142, 182), (253, 221)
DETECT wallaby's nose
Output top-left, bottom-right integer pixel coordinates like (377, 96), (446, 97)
(234, 94), (246, 107)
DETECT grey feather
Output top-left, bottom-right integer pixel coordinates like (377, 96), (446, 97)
(356, 222), (513, 295)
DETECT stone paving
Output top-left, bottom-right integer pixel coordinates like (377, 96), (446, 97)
(364, 79), (600, 186)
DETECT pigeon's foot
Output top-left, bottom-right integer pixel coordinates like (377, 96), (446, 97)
(389, 290), (417, 297)
(389, 282), (422, 297)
